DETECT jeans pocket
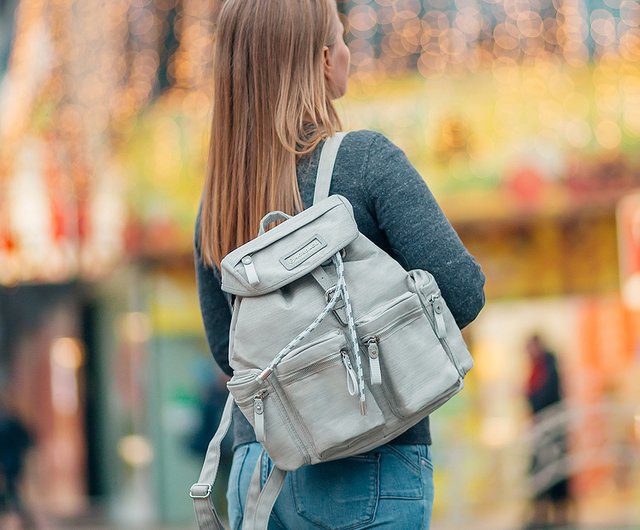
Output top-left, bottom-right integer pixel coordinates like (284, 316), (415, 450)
(420, 445), (434, 471)
(291, 454), (380, 530)
(377, 444), (424, 499)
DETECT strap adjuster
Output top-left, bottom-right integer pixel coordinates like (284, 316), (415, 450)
(190, 483), (212, 499)
(325, 285), (348, 326)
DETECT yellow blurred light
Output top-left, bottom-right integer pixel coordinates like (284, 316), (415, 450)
(620, 30), (640, 61)
(51, 338), (85, 369)
(622, 274), (640, 311)
(595, 119), (622, 149)
(623, 103), (640, 136)
(564, 119), (592, 148)
(117, 435), (154, 468)
(119, 312), (152, 343)
(481, 417), (517, 448)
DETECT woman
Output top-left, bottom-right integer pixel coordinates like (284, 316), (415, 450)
(194, 1), (486, 528)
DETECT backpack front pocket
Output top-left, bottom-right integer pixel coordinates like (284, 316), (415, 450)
(355, 292), (461, 418)
(274, 330), (386, 461)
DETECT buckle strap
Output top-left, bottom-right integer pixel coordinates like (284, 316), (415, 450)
(189, 483), (212, 499)
(191, 393), (234, 530)
(242, 454), (287, 530)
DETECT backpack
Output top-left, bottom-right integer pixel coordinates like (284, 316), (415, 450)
(190, 132), (474, 530)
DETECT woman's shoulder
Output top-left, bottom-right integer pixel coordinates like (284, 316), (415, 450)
(339, 129), (411, 178)
(341, 130), (407, 167)
(343, 129), (396, 149)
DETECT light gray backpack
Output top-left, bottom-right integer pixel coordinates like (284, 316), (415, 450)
(190, 132), (474, 530)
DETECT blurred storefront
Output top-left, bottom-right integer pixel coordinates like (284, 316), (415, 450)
(0, 0), (217, 526)
(1, 0), (640, 529)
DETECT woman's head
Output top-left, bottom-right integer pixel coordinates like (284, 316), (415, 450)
(199, 0), (349, 269)
(324, 9), (350, 99)
(213, 0), (347, 146)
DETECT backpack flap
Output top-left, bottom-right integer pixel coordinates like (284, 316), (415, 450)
(220, 194), (358, 296)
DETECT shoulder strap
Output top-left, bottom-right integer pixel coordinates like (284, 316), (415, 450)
(190, 393), (287, 530)
(242, 458), (287, 530)
(190, 393), (234, 529)
(312, 132), (347, 205)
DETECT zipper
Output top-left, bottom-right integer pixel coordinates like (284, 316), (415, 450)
(278, 354), (342, 383)
(360, 306), (423, 344)
(364, 337), (382, 386)
(429, 294), (447, 339)
(280, 348), (360, 401)
(253, 389), (268, 442)
(340, 349), (358, 396)
(277, 330), (343, 369)
(359, 309), (423, 417)
(354, 335), (403, 418)
(238, 386), (310, 464)
(355, 292), (415, 326)
(359, 306), (422, 386)
(420, 292), (464, 378)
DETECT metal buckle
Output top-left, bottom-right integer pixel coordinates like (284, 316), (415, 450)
(325, 286), (348, 326)
(189, 483), (212, 499)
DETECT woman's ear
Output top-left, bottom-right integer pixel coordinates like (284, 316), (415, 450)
(323, 45), (333, 80)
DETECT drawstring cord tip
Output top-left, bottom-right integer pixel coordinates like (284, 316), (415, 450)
(256, 367), (273, 382)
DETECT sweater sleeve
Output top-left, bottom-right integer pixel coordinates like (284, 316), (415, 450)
(362, 132), (486, 329)
(193, 208), (234, 377)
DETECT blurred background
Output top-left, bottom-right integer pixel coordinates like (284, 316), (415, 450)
(0, 0), (639, 528)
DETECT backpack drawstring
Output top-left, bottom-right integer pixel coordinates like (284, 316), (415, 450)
(332, 251), (367, 414)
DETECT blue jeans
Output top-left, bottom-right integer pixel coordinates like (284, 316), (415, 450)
(227, 442), (434, 530)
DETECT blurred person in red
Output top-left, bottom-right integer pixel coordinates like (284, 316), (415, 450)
(524, 334), (573, 529)
(0, 391), (35, 529)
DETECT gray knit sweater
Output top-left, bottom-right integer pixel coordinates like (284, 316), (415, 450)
(194, 130), (486, 449)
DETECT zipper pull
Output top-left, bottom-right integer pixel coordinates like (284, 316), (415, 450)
(365, 337), (382, 386)
(341, 349), (358, 396)
(430, 295), (447, 339)
(242, 255), (260, 286)
(253, 390), (268, 442)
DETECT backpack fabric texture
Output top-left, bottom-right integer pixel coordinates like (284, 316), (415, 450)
(191, 132), (474, 530)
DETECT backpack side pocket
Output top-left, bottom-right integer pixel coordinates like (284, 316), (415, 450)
(409, 268), (474, 377)
(355, 292), (462, 418)
(227, 370), (309, 470)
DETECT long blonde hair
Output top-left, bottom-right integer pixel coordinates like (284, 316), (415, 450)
(199, 0), (343, 269)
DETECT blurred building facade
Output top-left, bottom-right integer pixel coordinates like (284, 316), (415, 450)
(0, 0), (639, 528)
